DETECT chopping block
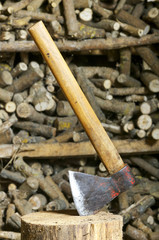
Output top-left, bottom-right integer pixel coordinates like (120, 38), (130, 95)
(21, 210), (123, 240)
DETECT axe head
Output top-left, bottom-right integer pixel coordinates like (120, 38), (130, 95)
(69, 165), (135, 216)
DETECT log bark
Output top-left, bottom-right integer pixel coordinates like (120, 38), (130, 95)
(74, 67), (105, 122)
(151, 122), (159, 140)
(120, 48), (131, 75)
(135, 47), (159, 77)
(130, 157), (159, 179)
(1, 34), (159, 52)
(11, 62), (27, 78)
(96, 97), (135, 116)
(7, 0), (32, 14)
(140, 71), (159, 93)
(5, 62), (44, 93)
(21, 211), (123, 240)
(0, 88), (13, 103)
(116, 9), (150, 35)
(14, 121), (56, 138)
(0, 231), (21, 240)
(0, 114), (17, 134)
(126, 224), (148, 240)
(117, 74), (141, 87)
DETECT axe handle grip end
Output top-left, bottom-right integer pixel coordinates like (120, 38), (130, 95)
(29, 21), (125, 175)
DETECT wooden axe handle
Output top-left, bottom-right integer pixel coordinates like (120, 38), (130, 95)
(29, 21), (125, 175)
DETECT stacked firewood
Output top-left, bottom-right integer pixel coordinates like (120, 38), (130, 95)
(0, 155), (159, 240)
(0, 0), (159, 144)
(0, 0), (159, 239)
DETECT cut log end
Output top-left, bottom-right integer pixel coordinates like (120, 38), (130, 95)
(21, 210), (123, 240)
(149, 79), (159, 93)
(137, 115), (152, 130)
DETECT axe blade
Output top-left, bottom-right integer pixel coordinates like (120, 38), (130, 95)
(69, 165), (135, 216)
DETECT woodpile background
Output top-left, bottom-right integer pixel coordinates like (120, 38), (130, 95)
(0, 0), (159, 239)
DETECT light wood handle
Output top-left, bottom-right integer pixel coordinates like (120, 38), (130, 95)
(29, 21), (125, 175)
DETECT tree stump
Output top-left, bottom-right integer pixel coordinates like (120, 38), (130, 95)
(21, 210), (123, 240)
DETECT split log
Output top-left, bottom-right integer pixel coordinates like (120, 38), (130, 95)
(45, 199), (67, 211)
(149, 232), (159, 240)
(0, 231), (21, 240)
(15, 10), (63, 23)
(73, 131), (88, 142)
(118, 22), (144, 37)
(5, 62), (44, 93)
(7, 212), (21, 230)
(132, 218), (152, 235)
(11, 62), (28, 78)
(21, 211), (123, 240)
(5, 101), (16, 113)
(14, 121), (56, 138)
(130, 157), (159, 179)
(0, 88), (13, 103)
(28, 194), (47, 211)
(14, 198), (32, 215)
(13, 91), (28, 106)
(79, 8), (93, 22)
(135, 47), (159, 77)
(118, 192), (129, 211)
(151, 122), (159, 140)
(140, 71), (159, 93)
(108, 87), (149, 96)
(16, 29), (28, 40)
(126, 224), (148, 240)
(56, 101), (75, 117)
(6, 203), (16, 224)
(63, 0), (78, 37)
(143, 7), (159, 29)
(16, 102), (48, 124)
(88, 19), (120, 31)
(0, 114), (18, 135)
(0, 128), (14, 144)
(117, 74), (141, 87)
(29, 80), (56, 112)
(140, 99), (158, 115)
(53, 116), (78, 131)
(44, 176), (69, 207)
(52, 168), (72, 197)
(0, 169), (25, 184)
(96, 97), (135, 116)
(116, 9), (150, 35)
(27, 0), (45, 11)
(126, 95), (147, 102)
(16, 176), (39, 199)
(7, 0), (32, 14)
(0, 70), (13, 87)
(92, 2), (113, 19)
(80, 66), (119, 84)
(89, 78), (111, 90)
(120, 195), (155, 224)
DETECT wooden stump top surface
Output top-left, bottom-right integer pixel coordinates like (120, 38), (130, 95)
(21, 210), (123, 239)
(22, 210), (122, 226)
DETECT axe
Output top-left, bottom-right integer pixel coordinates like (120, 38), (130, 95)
(29, 21), (135, 216)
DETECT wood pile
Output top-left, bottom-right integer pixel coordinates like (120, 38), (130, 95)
(0, 0), (159, 239)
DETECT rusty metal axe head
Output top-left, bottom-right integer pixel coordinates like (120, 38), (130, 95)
(69, 165), (135, 216)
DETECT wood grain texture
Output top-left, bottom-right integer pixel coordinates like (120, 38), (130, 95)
(21, 210), (123, 240)
(0, 139), (159, 159)
(29, 21), (124, 175)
